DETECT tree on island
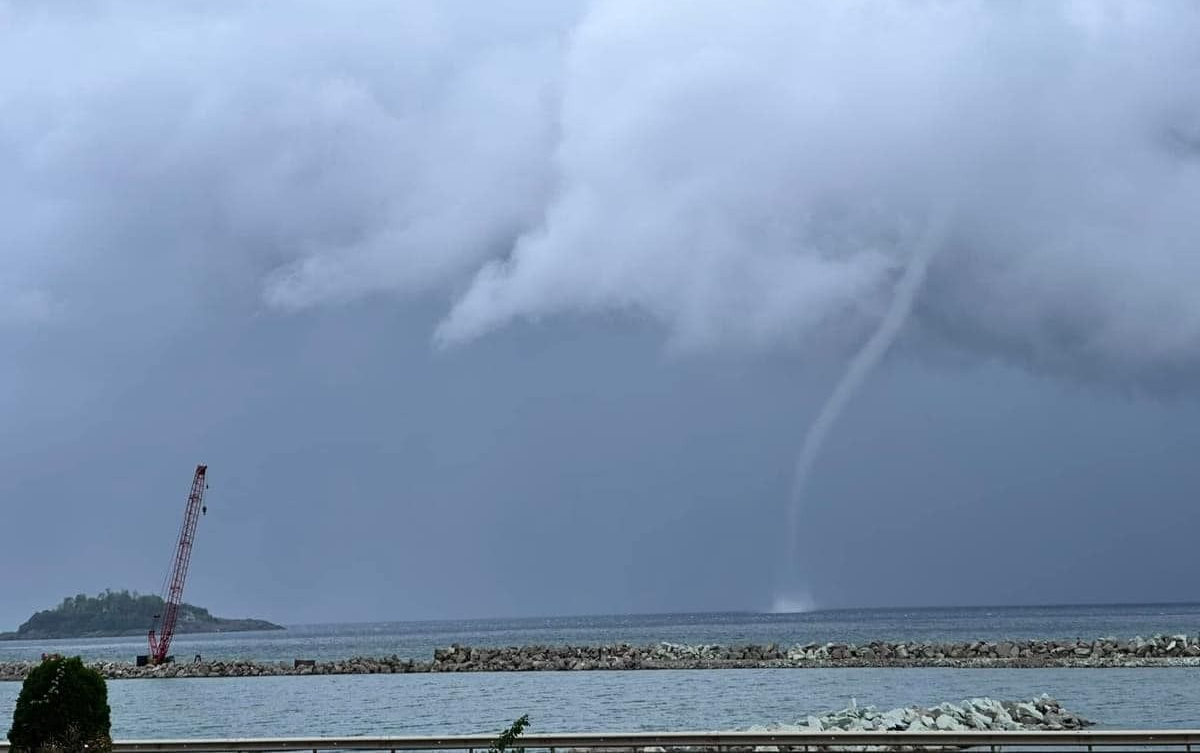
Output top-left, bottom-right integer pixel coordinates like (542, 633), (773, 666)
(4, 589), (282, 640)
(7, 655), (112, 752)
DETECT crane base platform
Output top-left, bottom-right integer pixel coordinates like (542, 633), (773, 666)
(136, 654), (174, 666)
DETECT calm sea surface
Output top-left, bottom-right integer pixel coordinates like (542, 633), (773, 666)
(4, 603), (1200, 664)
(2, 604), (1198, 736)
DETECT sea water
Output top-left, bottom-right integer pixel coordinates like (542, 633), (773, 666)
(1, 667), (1199, 737)
(4, 603), (1199, 664)
(2, 604), (1199, 737)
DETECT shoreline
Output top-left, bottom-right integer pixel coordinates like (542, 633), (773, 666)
(3, 634), (1200, 680)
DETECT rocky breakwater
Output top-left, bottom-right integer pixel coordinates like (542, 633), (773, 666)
(745, 694), (1093, 734)
(0, 656), (428, 681)
(1, 633), (1199, 680)
(562, 697), (1092, 753)
(429, 634), (1200, 670)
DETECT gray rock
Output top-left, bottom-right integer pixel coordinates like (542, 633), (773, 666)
(966, 710), (993, 729)
(935, 714), (965, 731)
(1015, 702), (1044, 721)
(878, 709), (908, 730)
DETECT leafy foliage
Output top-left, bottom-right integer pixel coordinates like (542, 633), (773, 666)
(15, 590), (202, 638)
(7, 590), (281, 639)
(7, 656), (112, 752)
(490, 714), (530, 753)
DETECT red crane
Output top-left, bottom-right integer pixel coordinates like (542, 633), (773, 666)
(148, 464), (208, 665)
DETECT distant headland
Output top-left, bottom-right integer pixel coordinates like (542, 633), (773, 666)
(0, 590), (284, 640)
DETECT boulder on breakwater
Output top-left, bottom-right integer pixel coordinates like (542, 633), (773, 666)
(1, 633), (1199, 680)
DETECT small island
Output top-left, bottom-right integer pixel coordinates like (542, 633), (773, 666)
(0, 590), (284, 640)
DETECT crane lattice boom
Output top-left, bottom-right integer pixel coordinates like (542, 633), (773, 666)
(148, 464), (207, 664)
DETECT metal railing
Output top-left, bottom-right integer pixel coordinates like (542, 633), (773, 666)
(1, 730), (1198, 752)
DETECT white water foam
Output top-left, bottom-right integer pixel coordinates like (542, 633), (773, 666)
(769, 592), (818, 614)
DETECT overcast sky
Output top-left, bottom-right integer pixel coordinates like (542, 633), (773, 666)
(2, 1), (1199, 628)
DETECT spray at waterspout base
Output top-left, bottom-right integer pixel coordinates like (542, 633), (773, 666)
(769, 591), (818, 614)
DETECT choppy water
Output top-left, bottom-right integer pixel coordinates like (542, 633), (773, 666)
(2, 604), (1199, 737)
(1, 668), (1199, 737)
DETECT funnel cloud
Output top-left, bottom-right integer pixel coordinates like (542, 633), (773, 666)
(781, 207), (950, 603)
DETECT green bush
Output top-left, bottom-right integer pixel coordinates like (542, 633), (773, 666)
(490, 714), (530, 753)
(7, 655), (112, 752)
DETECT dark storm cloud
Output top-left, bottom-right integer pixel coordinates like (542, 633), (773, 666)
(1, 0), (575, 326)
(4, 1), (1199, 382)
(437, 2), (1200, 387)
(2, 1), (1200, 628)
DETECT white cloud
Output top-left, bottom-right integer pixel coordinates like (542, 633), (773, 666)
(440, 0), (1200, 384)
(2, 0), (1198, 383)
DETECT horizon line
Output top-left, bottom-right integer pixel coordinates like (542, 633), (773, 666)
(280, 599), (1200, 629)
